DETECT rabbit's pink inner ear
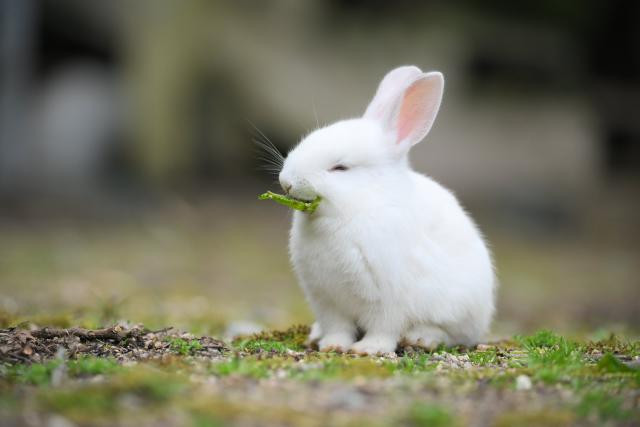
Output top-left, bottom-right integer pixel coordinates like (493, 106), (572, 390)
(396, 74), (443, 145)
(364, 66), (423, 121)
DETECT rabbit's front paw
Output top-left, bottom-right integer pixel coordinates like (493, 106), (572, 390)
(318, 333), (355, 353)
(305, 322), (323, 347)
(350, 336), (397, 355)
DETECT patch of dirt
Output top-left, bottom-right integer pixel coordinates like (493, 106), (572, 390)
(0, 324), (227, 364)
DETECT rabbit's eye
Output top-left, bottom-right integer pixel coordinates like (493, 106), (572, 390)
(329, 164), (349, 172)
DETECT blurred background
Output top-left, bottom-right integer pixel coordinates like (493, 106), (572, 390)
(1, 0), (638, 338)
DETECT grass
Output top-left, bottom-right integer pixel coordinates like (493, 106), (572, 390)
(209, 357), (271, 379)
(576, 390), (631, 421)
(232, 324), (310, 352)
(36, 366), (188, 421)
(1, 328), (638, 426)
(510, 330), (639, 422)
(68, 356), (122, 377)
(1, 204), (638, 425)
(2, 356), (121, 386)
(466, 348), (498, 366)
(237, 328), (628, 424)
(407, 403), (457, 427)
(517, 330), (586, 383)
(389, 354), (435, 374)
(3, 360), (62, 386)
(167, 337), (203, 355)
(234, 339), (290, 354)
(209, 353), (408, 380)
(495, 410), (575, 427)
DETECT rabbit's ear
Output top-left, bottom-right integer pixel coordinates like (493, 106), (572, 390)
(364, 68), (444, 147)
(395, 72), (444, 146)
(363, 66), (423, 121)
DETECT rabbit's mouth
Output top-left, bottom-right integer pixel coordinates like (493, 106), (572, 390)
(259, 191), (321, 213)
(288, 189), (318, 203)
(283, 181), (318, 204)
(291, 196), (314, 203)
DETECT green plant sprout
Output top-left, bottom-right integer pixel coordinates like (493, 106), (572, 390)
(258, 191), (321, 213)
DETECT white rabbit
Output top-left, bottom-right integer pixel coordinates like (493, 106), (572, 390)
(279, 66), (496, 354)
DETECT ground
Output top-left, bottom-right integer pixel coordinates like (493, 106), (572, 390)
(0, 324), (639, 426)
(0, 199), (639, 426)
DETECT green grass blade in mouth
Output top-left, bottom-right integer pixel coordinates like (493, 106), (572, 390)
(258, 191), (321, 213)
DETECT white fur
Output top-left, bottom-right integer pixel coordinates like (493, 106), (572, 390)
(279, 66), (496, 354)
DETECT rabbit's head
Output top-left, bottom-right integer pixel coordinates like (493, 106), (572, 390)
(279, 66), (444, 209)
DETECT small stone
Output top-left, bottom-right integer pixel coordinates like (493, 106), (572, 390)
(47, 415), (76, 427)
(476, 344), (494, 351)
(515, 374), (532, 391)
(51, 363), (67, 387)
(88, 375), (105, 383)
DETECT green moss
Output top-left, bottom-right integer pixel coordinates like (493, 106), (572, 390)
(117, 368), (187, 401)
(1, 357), (122, 387)
(495, 410), (575, 427)
(67, 356), (121, 377)
(209, 357), (270, 379)
(576, 390), (632, 421)
(38, 366), (187, 420)
(388, 354), (436, 374)
(167, 337), (203, 355)
(595, 353), (635, 374)
(40, 388), (117, 416)
(210, 354), (403, 381)
(3, 360), (62, 386)
(2, 327), (639, 426)
(209, 353), (434, 381)
(235, 339), (289, 354)
(191, 412), (224, 427)
(185, 393), (376, 427)
(0, 392), (18, 411)
(406, 403), (457, 427)
(306, 356), (394, 380)
(233, 324), (310, 352)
